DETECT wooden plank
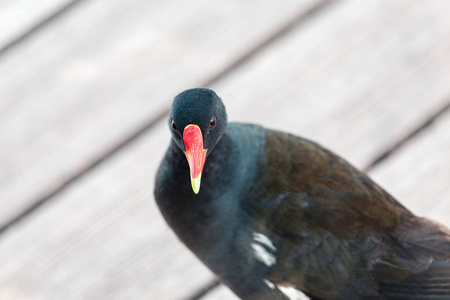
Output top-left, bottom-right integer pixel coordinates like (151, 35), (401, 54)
(0, 0), (450, 299)
(370, 108), (450, 228)
(216, 0), (450, 169)
(0, 0), (71, 50)
(0, 0), (319, 226)
(0, 123), (220, 300)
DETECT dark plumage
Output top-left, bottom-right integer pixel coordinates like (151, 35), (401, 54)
(154, 88), (450, 300)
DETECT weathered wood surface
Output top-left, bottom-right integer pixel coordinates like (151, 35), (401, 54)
(218, 0), (450, 168)
(0, 0), (318, 227)
(0, 124), (219, 300)
(0, 0), (449, 299)
(0, 0), (71, 50)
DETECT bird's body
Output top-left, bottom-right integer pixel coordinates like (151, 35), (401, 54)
(154, 89), (450, 300)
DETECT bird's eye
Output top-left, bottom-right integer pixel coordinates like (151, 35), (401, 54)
(210, 117), (217, 128)
(171, 120), (177, 132)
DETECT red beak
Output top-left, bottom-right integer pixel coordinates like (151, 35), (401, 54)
(183, 124), (207, 194)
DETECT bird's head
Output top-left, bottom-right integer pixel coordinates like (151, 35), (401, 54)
(169, 88), (228, 194)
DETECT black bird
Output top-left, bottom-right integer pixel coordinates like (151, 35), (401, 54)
(154, 88), (450, 300)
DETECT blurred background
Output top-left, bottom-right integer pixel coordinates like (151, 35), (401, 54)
(0, 0), (450, 299)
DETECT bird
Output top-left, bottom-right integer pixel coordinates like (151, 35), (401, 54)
(154, 88), (450, 300)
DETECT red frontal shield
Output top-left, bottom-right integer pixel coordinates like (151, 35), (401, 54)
(183, 124), (207, 194)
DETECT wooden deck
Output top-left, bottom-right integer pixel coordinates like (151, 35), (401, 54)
(1, 0), (450, 299)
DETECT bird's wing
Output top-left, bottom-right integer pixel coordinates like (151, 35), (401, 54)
(258, 189), (388, 299)
(255, 130), (450, 299)
(260, 191), (450, 299)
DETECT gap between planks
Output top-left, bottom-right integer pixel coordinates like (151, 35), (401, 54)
(0, 0), (89, 58)
(0, 0), (336, 236)
(365, 101), (450, 171)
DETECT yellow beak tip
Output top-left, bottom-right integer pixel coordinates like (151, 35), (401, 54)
(191, 175), (202, 194)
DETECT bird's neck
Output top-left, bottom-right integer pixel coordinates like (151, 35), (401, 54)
(159, 124), (266, 259)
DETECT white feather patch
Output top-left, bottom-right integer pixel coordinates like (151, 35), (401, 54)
(251, 243), (276, 266)
(278, 285), (310, 300)
(263, 279), (310, 300)
(253, 232), (276, 251)
(251, 232), (276, 267)
(264, 279), (276, 289)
